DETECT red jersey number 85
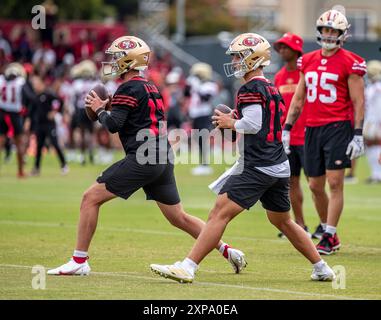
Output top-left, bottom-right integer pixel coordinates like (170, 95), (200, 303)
(305, 71), (339, 104)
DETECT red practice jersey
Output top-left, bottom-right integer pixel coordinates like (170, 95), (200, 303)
(274, 66), (306, 145)
(297, 48), (366, 127)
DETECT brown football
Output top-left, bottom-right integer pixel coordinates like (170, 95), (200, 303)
(85, 83), (111, 122)
(212, 104), (232, 127)
(213, 104), (236, 142)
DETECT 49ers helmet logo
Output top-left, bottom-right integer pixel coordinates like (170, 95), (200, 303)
(117, 40), (137, 50)
(242, 37), (261, 47)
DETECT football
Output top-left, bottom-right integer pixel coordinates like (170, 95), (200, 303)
(212, 104), (232, 127)
(213, 104), (236, 142)
(85, 83), (111, 122)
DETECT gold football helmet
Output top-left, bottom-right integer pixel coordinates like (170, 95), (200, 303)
(367, 60), (381, 82)
(102, 36), (151, 77)
(190, 62), (212, 81)
(224, 33), (271, 78)
(4, 62), (26, 80)
(316, 9), (350, 50)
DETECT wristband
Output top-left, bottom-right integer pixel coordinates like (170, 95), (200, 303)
(354, 128), (363, 136)
(96, 107), (106, 116)
(284, 123), (293, 131)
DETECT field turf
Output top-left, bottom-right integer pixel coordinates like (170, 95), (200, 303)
(0, 152), (380, 300)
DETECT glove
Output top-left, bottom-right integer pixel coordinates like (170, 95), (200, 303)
(346, 133), (365, 160)
(282, 129), (291, 155)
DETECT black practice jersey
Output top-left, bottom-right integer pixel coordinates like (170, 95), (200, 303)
(32, 91), (63, 128)
(101, 76), (167, 155)
(235, 77), (287, 167)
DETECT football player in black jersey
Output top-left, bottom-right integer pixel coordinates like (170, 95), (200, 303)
(48, 36), (246, 276)
(151, 33), (335, 283)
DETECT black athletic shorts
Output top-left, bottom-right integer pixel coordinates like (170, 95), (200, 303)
(96, 153), (180, 205)
(0, 110), (23, 136)
(305, 120), (353, 177)
(192, 115), (213, 131)
(288, 145), (305, 177)
(219, 165), (290, 212)
(71, 108), (93, 132)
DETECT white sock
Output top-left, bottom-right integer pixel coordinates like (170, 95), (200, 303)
(321, 223), (327, 231)
(218, 242), (228, 255)
(313, 259), (326, 270)
(73, 250), (88, 258)
(326, 225), (336, 236)
(182, 258), (198, 276)
(367, 146), (381, 179)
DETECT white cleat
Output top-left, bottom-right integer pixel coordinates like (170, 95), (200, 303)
(191, 165), (213, 176)
(150, 261), (194, 283)
(61, 165), (70, 175)
(311, 262), (336, 281)
(226, 248), (248, 274)
(47, 259), (91, 276)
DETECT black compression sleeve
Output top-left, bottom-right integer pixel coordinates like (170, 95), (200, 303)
(98, 107), (129, 133)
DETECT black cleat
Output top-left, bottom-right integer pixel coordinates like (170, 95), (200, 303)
(312, 224), (324, 240)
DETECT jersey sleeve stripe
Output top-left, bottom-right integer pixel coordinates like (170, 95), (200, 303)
(112, 97), (138, 104)
(111, 98), (138, 107)
(113, 95), (138, 102)
(238, 93), (262, 97)
(352, 66), (367, 71)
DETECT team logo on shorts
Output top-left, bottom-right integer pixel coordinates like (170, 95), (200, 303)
(117, 40), (137, 50)
(242, 37), (261, 47)
(335, 160), (343, 165)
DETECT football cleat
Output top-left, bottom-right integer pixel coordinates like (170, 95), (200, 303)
(191, 165), (213, 176)
(150, 261), (194, 284)
(61, 165), (70, 175)
(312, 224), (325, 240)
(311, 261), (336, 281)
(226, 247), (248, 274)
(47, 258), (91, 276)
(316, 233), (341, 255)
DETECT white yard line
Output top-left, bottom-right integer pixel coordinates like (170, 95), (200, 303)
(0, 263), (365, 300)
(1, 219), (381, 251)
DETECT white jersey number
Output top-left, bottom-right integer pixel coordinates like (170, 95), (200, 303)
(305, 71), (339, 104)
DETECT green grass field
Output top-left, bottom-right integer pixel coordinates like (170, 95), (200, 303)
(0, 151), (380, 300)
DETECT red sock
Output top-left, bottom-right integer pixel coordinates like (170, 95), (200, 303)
(73, 256), (88, 264)
(222, 245), (231, 259)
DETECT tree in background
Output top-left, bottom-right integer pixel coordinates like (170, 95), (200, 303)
(168, 0), (247, 36)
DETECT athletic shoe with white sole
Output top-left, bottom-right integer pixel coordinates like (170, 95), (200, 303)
(311, 262), (336, 281)
(150, 261), (194, 283)
(47, 258), (91, 276)
(226, 247), (247, 274)
(312, 224), (325, 240)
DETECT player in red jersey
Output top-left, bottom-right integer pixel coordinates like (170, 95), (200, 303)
(283, 9), (366, 255)
(274, 32), (311, 238)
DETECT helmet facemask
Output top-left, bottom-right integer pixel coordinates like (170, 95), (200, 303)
(102, 51), (131, 77)
(316, 27), (348, 50)
(224, 49), (265, 79)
